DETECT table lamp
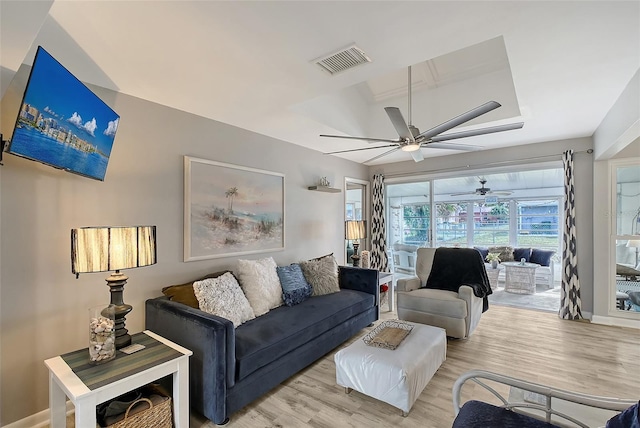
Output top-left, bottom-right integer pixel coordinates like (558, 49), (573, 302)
(627, 239), (640, 267)
(71, 226), (157, 349)
(345, 220), (367, 267)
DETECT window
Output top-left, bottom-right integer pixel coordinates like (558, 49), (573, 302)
(435, 202), (467, 247)
(387, 168), (564, 257)
(472, 201), (509, 246)
(516, 200), (560, 251)
(403, 204), (430, 246)
(386, 181), (431, 247)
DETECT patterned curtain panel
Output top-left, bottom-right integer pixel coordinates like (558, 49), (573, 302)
(370, 174), (389, 272)
(560, 149), (583, 320)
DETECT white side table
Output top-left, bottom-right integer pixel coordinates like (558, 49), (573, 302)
(379, 272), (394, 314)
(484, 264), (503, 290)
(45, 330), (192, 428)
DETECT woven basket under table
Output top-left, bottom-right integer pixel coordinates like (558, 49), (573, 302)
(104, 393), (172, 428)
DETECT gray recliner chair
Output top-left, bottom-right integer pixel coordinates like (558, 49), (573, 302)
(397, 248), (488, 339)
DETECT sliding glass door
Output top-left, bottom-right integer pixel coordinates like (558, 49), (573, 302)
(385, 168), (563, 253)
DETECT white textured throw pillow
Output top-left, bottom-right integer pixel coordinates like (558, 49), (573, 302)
(236, 257), (283, 316)
(193, 273), (255, 328)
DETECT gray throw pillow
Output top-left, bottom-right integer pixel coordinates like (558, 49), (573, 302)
(299, 254), (340, 296)
(488, 246), (514, 262)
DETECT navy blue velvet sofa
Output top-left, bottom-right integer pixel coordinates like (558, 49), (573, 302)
(145, 266), (379, 425)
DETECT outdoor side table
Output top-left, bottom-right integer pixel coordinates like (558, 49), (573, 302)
(503, 262), (540, 294)
(44, 330), (192, 428)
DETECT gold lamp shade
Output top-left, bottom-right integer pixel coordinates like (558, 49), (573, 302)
(71, 226), (156, 275)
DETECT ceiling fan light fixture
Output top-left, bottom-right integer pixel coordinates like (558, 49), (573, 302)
(401, 143), (421, 152)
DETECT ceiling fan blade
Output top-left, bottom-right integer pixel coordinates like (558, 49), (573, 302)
(449, 191), (476, 196)
(417, 101), (501, 140)
(488, 191), (513, 195)
(324, 144), (398, 155)
(363, 147), (401, 164)
(423, 142), (482, 151)
(320, 134), (399, 144)
(410, 149), (424, 162)
(384, 107), (415, 142)
(430, 122), (524, 142)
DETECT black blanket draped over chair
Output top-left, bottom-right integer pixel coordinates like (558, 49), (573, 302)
(425, 248), (492, 312)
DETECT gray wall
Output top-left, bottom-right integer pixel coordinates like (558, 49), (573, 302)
(592, 67), (640, 322)
(370, 137), (595, 312)
(0, 73), (368, 425)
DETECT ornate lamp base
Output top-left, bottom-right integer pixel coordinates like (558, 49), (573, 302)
(351, 242), (360, 267)
(106, 270), (132, 349)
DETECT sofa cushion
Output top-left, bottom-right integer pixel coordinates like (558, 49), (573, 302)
(606, 401), (639, 428)
(276, 264), (312, 306)
(488, 246), (514, 262)
(397, 288), (467, 319)
(530, 249), (555, 267)
(161, 270), (232, 309)
(473, 246), (489, 260)
(513, 247), (532, 262)
(299, 254), (340, 296)
(193, 273), (256, 328)
(453, 400), (559, 428)
(236, 257), (283, 316)
(234, 289), (374, 381)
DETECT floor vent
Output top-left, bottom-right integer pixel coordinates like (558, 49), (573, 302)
(313, 44), (372, 75)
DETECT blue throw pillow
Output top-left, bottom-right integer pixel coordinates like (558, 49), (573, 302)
(513, 247), (532, 262)
(474, 246), (489, 261)
(606, 401), (640, 428)
(530, 249), (555, 266)
(276, 264), (312, 306)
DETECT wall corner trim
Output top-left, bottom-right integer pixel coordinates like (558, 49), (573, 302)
(591, 314), (640, 329)
(3, 401), (74, 428)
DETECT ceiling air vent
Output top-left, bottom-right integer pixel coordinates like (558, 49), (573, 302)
(313, 44), (372, 75)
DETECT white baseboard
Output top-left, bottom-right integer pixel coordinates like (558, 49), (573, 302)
(592, 315), (640, 329)
(4, 401), (74, 428)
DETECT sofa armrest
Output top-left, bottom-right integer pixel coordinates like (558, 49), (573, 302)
(397, 276), (421, 292)
(145, 297), (234, 423)
(339, 266), (378, 296)
(458, 285), (484, 338)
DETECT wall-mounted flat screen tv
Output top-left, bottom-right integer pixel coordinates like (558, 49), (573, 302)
(7, 46), (119, 181)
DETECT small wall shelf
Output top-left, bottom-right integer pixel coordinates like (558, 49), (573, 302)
(308, 185), (341, 193)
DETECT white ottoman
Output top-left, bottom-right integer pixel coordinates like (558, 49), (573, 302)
(334, 322), (446, 416)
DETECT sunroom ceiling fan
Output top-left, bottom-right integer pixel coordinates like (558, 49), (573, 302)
(450, 178), (513, 196)
(321, 66), (524, 164)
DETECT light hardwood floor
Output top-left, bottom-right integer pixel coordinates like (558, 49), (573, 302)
(189, 304), (639, 428)
(58, 303), (639, 427)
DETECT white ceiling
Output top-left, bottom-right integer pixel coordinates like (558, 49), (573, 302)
(1, 1), (639, 165)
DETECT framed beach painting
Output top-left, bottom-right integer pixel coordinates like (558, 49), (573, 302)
(184, 156), (285, 261)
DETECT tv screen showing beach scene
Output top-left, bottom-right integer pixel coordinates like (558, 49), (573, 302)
(7, 46), (119, 181)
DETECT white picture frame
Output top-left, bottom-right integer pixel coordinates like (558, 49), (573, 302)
(184, 156), (285, 261)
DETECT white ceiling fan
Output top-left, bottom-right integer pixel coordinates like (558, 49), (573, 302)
(321, 66), (524, 163)
(450, 178), (513, 196)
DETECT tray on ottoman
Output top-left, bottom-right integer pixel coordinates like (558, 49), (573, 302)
(363, 320), (413, 350)
(335, 322), (447, 416)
